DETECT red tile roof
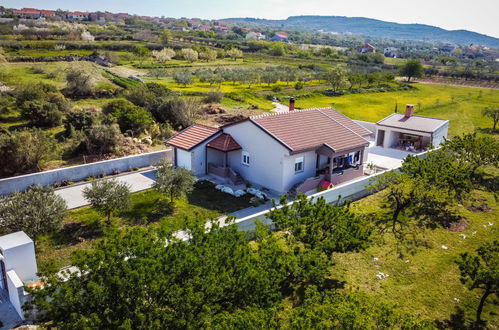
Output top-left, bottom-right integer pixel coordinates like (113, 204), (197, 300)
(207, 133), (241, 152)
(165, 124), (219, 150)
(250, 108), (370, 153)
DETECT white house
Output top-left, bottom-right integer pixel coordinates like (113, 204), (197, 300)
(375, 104), (449, 151)
(245, 31), (266, 40)
(166, 108), (372, 194)
(0, 231), (38, 320)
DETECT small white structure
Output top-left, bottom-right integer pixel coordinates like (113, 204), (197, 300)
(0, 231), (38, 320)
(375, 105), (449, 151)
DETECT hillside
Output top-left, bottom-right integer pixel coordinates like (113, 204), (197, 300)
(222, 16), (499, 48)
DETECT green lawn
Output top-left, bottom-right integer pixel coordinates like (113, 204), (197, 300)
(36, 181), (252, 273)
(6, 49), (94, 57)
(335, 189), (499, 326)
(296, 84), (499, 136)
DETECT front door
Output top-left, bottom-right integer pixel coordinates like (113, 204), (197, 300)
(376, 130), (385, 146)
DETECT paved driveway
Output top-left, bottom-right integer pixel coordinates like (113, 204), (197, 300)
(55, 170), (157, 209)
(366, 145), (415, 170)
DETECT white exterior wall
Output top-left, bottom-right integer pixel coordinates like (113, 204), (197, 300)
(6, 270), (24, 319)
(190, 133), (221, 176)
(432, 122), (449, 146)
(2, 243), (37, 283)
(223, 121), (288, 193)
(176, 148), (192, 170)
(281, 150), (317, 192)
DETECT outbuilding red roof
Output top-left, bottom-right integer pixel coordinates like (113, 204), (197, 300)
(165, 124), (219, 150)
(207, 133), (241, 152)
(250, 108), (370, 153)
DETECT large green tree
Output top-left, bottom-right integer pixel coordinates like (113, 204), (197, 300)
(398, 59), (424, 82)
(0, 186), (67, 241)
(325, 65), (349, 91)
(27, 222), (328, 328)
(456, 241), (498, 323)
(268, 194), (371, 255)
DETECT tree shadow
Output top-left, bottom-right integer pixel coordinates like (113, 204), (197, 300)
(476, 127), (498, 135)
(52, 220), (103, 246)
(435, 307), (488, 330)
(186, 180), (252, 214)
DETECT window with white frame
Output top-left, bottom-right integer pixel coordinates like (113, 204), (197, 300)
(242, 151), (250, 165)
(294, 156), (304, 173)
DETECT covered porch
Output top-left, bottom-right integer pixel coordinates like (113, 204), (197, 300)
(315, 145), (365, 186)
(205, 133), (244, 185)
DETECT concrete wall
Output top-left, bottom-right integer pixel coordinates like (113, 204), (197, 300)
(0, 150), (172, 196)
(224, 121), (288, 193)
(6, 270), (24, 319)
(433, 122), (449, 146)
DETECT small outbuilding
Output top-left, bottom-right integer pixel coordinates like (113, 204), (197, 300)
(375, 105), (449, 152)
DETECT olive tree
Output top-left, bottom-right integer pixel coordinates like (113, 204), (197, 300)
(0, 186), (67, 242)
(398, 59), (424, 82)
(181, 48), (198, 62)
(83, 179), (131, 224)
(456, 241), (498, 323)
(153, 161), (196, 206)
(482, 107), (499, 131)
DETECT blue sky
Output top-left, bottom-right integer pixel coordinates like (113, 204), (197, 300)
(3, 0), (499, 38)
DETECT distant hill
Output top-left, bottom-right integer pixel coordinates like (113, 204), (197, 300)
(221, 16), (499, 48)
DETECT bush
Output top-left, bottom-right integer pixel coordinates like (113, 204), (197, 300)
(64, 109), (96, 135)
(84, 124), (121, 155)
(20, 100), (63, 127)
(0, 128), (58, 177)
(64, 67), (96, 97)
(204, 91), (224, 103)
(294, 81), (304, 90)
(103, 100), (152, 134)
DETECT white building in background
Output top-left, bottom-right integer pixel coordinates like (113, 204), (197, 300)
(0, 231), (39, 320)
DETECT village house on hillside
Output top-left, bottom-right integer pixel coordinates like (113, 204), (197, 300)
(271, 31), (289, 42)
(360, 43), (376, 53)
(246, 31), (266, 40)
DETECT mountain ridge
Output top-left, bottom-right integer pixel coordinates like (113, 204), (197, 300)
(221, 15), (499, 48)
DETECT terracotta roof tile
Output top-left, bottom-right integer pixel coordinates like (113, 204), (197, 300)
(165, 124), (219, 150)
(250, 108), (369, 152)
(207, 133), (241, 152)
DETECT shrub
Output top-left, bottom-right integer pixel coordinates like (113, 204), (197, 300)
(204, 91), (224, 103)
(64, 109), (96, 135)
(20, 100), (63, 127)
(64, 67), (96, 97)
(0, 128), (58, 177)
(294, 81), (304, 90)
(103, 100), (152, 134)
(84, 124), (122, 155)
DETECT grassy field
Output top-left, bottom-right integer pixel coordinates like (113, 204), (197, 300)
(296, 84), (499, 136)
(339, 189), (499, 327)
(36, 181), (252, 273)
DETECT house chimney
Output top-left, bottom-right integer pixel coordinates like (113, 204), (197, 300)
(405, 104), (414, 117)
(289, 97), (295, 111)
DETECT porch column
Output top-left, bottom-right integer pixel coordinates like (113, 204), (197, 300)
(223, 152), (228, 168)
